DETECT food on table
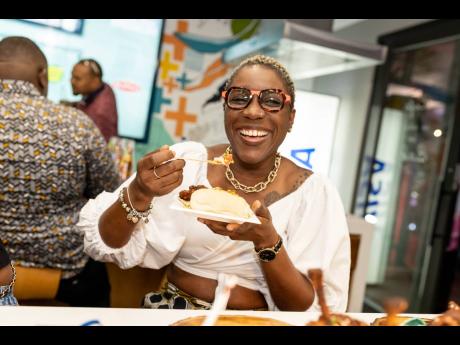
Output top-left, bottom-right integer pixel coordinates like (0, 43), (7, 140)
(372, 299), (460, 326)
(372, 297), (413, 326)
(171, 315), (291, 326)
(306, 269), (368, 326)
(372, 297), (431, 326)
(429, 301), (460, 326)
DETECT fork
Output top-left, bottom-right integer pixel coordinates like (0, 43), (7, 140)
(182, 157), (226, 166)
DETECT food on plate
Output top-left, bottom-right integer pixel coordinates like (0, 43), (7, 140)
(372, 315), (431, 326)
(372, 298), (460, 326)
(171, 315), (291, 326)
(429, 301), (460, 326)
(178, 185), (207, 202)
(179, 185), (253, 219)
(372, 297), (413, 326)
(305, 269), (368, 326)
(212, 151), (234, 166)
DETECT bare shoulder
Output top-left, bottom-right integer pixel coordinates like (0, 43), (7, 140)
(263, 158), (313, 207)
(282, 157), (313, 191)
(206, 144), (229, 159)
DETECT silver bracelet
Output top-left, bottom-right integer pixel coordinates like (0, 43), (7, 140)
(119, 187), (154, 224)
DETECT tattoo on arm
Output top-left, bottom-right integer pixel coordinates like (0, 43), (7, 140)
(292, 171), (311, 191)
(264, 191), (283, 206)
(263, 171), (312, 206)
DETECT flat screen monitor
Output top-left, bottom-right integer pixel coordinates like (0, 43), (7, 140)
(0, 19), (163, 141)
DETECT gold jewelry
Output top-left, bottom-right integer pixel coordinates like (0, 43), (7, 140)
(224, 146), (281, 193)
(119, 187), (154, 224)
(0, 263), (16, 299)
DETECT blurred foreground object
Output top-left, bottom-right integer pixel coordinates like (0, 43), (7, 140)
(429, 301), (460, 326)
(306, 269), (368, 326)
(107, 137), (135, 180)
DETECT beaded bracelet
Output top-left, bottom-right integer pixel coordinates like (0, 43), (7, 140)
(119, 187), (154, 224)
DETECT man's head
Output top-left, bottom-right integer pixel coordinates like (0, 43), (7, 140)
(71, 59), (103, 96)
(0, 36), (48, 96)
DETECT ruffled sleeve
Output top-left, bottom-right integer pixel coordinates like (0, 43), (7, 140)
(285, 173), (351, 313)
(77, 141), (207, 270)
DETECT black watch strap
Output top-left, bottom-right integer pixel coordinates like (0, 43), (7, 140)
(254, 236), (283, 254)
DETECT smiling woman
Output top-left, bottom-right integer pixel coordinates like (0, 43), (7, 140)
(78, 55), (351, 313)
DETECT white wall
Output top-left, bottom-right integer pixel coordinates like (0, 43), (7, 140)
(298, 19), (435, 212)
(312, 68), (374, 212)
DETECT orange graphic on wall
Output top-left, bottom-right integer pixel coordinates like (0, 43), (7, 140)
(163, 20), (188, 61)
(164, 97), (197, 137)
(185, 57), (230, 92)
(163, 76), (179, 94)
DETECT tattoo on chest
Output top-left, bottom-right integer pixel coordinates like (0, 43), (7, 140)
(263, 171), (311, 207)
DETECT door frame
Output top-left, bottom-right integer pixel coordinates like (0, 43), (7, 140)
(352, 19), (460, 312)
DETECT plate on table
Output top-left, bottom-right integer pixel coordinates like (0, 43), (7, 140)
(169, 199), (261, 225)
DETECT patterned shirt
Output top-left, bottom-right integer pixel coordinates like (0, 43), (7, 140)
(0, 80), (121, 278)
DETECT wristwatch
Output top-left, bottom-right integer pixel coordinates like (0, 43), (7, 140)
(254, 236), (283, 262)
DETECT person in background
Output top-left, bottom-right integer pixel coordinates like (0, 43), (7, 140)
(0, 242), (18, 306)
(62, 59), (118, 143)
(0, 36), (121, 307)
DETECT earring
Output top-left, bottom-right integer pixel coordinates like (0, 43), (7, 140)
(288, 127), (292, 133)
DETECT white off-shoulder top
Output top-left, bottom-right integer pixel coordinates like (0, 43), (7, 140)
(78, 141), (351, 312)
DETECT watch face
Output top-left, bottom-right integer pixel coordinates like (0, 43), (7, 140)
(258, 249), (276, 262)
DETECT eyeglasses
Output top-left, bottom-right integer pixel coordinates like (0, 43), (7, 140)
(221, 87), (292, 113)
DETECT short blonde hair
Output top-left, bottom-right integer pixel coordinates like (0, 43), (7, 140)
(224, 54), (295, 107)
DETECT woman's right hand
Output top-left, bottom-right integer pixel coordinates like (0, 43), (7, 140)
(129, 145), (185, 207)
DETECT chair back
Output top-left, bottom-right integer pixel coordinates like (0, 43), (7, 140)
(14, 265), (61, 302)
(106, 263), (166, 308)
(346, 214), (374, 312)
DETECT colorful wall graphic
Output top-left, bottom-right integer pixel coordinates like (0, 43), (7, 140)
(136, 19), (263, 158)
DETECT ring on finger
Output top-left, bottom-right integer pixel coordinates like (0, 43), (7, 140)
(153, 166), (161, 179)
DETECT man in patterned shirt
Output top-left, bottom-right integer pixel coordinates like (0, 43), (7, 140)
(0, 36), (122, 307)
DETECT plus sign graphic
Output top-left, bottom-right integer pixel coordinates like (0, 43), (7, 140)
(176, 72), (192, 90)
(291, 148), (316, 169)
(163, 20), (188, 61)
(160, 51), (180, 81)
(163, 76), (179, 94)
(152, 87), (172, 114)
(165, 97), (197, 137)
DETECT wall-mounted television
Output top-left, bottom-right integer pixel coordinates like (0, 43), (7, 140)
(1, 19), (163, 142)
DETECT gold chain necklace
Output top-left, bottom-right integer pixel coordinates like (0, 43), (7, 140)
(224, 146), (281, 193)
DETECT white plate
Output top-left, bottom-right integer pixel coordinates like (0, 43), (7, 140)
(170, 199), (261, 225)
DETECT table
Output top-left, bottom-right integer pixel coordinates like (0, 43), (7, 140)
(0, 306), (439, 326)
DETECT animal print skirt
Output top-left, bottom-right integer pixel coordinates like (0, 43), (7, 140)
(143, 279), (212, 310)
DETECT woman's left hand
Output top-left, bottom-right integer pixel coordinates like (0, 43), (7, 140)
(198, 200), (279, 249)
